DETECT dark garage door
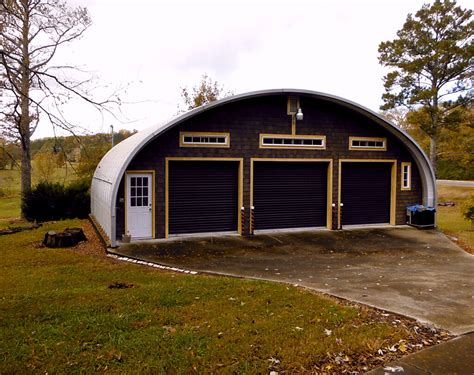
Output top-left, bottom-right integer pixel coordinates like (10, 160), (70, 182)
(169, 161), (239, 235)
(253, 162), (328, 230)
(341, 162), (392, 225)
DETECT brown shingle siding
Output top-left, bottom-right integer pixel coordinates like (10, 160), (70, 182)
(116, 94), (423, 238)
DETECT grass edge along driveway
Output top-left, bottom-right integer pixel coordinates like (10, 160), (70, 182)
(0, 219), (454, 373)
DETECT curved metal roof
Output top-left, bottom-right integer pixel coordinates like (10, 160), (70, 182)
(91, 89), (436, 246)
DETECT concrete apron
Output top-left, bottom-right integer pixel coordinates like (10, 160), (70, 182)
(367, 332), (474, 374)
(113, 227), (474, 335)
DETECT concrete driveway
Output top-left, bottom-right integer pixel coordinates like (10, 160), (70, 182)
(114, 227), (474, 335)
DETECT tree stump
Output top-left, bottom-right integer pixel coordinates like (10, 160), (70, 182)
(43, 228), (87, 248)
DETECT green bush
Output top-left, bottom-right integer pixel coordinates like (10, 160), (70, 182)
(22, 181), (90, 222)
(462, 197), (474, 223)
(65, 180), (91, 219)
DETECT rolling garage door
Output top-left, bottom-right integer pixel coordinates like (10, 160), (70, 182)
(169, 161), (239, 235)
(253, 161), (328, 230)
(341, 162), (392, 225)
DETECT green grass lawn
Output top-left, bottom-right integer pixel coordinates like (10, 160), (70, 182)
(437, 185), (474, 253)
(0, 220), (424, 373)
(0, 196), (20, 220)
(0, 173), (469, 372)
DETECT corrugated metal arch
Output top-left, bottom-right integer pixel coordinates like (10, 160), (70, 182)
(91, 89), (436, 246)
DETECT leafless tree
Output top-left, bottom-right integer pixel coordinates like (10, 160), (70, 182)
(0, 0), (120, 216)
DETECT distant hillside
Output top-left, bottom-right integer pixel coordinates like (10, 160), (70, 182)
(30, 129), (136, 162)
(1, 129), (135, 170)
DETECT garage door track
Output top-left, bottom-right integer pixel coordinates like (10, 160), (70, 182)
(114, 227), (474, 335)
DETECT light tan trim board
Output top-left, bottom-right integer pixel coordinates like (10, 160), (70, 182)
(338, 159), (397, 229)
(250, 158), (333, 230)
(401, 162), (412, 191)
(165, 157), (244, 238)
(166, 157), (244, 162)
(349, 136), (387, 151)
(259, 134), (326, 150)
(327, 160), (333, 230)
(287, 96), (300, 135)
(124, 170), (156, 239)
(250, 159), (254, 234)
(165, 159), (169, 239)
(179, 131), (230, 148)
(238, 160), (243, 234)
(251, 158), (333, 162)
(391, 162), (397, 224)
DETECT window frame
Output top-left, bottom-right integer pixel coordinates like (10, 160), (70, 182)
(401, 162), (412, 190)
(180, 132), (230, 148)
(129, 176), (149, 207)
(259, 134), (326, 150)
(349, 136), (387, 151)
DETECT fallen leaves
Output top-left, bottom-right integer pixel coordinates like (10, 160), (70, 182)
(398, 343), (408, 353)
(162, 325), (176, 334)
(305, 313), (454, 374)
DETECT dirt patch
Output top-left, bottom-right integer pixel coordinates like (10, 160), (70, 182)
(108, 281), (135, 289)
(0, 222), (41, 235)
(70, 219), (108, 258)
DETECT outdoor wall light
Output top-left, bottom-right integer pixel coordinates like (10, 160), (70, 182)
(296, 108), (304, 121)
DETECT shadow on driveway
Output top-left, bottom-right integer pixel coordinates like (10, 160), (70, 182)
(113, 227), (474, 335)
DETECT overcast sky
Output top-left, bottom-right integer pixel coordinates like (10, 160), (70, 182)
(35, 0), (472, 139)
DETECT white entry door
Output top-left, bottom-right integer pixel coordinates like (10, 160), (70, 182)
(126, 173), (153, 239)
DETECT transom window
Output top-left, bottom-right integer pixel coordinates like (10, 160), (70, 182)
(130, 176), (149, 207)
(401, 162), (411, 190)
(260, 134), (326, 149)
(349, 137), (387, 151)
(180, 132), (230, 148)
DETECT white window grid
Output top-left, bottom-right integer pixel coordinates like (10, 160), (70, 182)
(130, 176), (149, 207)
(182, 135), (228, 145)
(260, 135), (326, 149)
(351, 139), (385, 149)
(180, 132), (230, 147)
(402, 163), (411, 190)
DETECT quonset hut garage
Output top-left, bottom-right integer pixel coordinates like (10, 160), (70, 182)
(91, 89), (436, 247)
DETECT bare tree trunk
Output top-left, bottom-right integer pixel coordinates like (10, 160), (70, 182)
(19, 90), (31, 217)
(20, 3), (31, 218)
(20, 129), (31, 217)
(429, 134), (437, 175)
(430, 86), (439, 175)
